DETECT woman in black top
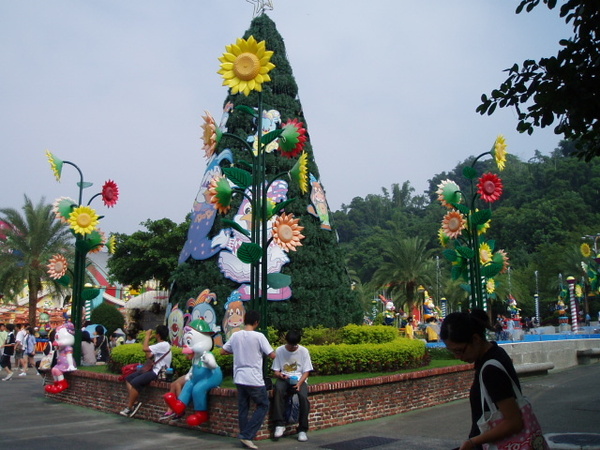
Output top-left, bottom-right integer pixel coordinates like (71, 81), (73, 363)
(440, 310), (524, 450)
(94, 325), (110, 363)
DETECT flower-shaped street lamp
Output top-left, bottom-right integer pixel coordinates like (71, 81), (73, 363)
(437, 136), (509, 310)
(45, 151), (119, 363)
(210, 35), (307, 333)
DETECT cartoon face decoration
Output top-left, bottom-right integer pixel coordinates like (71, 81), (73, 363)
(181, 320), (214, 355)
(167, 305), (185, 347)
(222, 296), (245, 341)
(55, 323), (75, 347)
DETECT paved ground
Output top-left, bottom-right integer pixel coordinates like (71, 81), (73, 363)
(1, 363), (599, 449)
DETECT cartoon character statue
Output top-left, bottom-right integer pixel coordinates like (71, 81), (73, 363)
(166, 304), (185, 347)
(222, 292), (245, 341)
(185, 289), (223, 348)
(507, 295), (521, 319)
(44, 322), (77, 394)
(163, 319), (223, 426)
(247, 109), (281, 155)
(423, 292), (441, 321)
(307, 174), (331, 230)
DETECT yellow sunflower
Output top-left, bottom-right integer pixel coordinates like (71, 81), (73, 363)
(208, 175), (233, 214)
(107, 235), (117, 254)
(437, 228), (450, 248)
(272, 213), (305, 252)
(69, 205), (99, 235)
(290, 152), (309, 194)
(486, 278), (496, 294)
(581, 242), (592, 258)
(479, 242), (493, 265)
(441, 210), (466, 240)
(46, 150), (64, 181)
(218, 35), (275, 96)
(491, 135), (507, 171)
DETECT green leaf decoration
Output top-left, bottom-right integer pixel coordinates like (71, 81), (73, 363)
(234, 105), (258, 117)
(260, 128), (284, 146)
(456, 245), (475, 260)
(454, 203), (470, 215)
(487, 239), (496, 252)
(223, 167), (252, 190)
(267, 272), (291, 289)
(481, 262), (503, 279)
(443, 249), (458, 262)
(78, 181), (94, 189)
(462, 166), (478, 180)
(81, 288), (100, 301)
(221, 219), (250, 237)
(57, 275), (71, 287)
(237, 242), (263, 264)
(451, 265), (463, 280)
(271, 199), (296, 217)
(471, 209), (491, 226)
(237, 160), (253, 171)
(459, 283), (472, 294)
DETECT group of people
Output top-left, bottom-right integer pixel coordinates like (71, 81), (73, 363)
(0, 323), (38, 381)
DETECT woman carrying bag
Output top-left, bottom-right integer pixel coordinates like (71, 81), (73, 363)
(441, 310), (548, 450)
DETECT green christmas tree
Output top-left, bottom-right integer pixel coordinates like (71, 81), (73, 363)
(169, 14), (361, 332)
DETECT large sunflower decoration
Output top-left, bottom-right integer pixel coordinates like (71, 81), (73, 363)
(201, 110), (221, 159)
(69, 205), (99, 236)
(279, 119), (307, 159)
(272, 213), (305, 252)
(477, 173), (503, 203)
(47, 254), (68, 279)
(208, 175), (233, 215)
(218, 35), (275, 96)
(491, 135), (507, 171)
(46, 150), (64, 181)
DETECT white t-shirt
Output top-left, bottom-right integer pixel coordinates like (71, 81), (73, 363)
(149, 341), (172, 375)
(15, 330), (26, 351)
(272, 345), (313, 379)
(222, 330), (274, 386)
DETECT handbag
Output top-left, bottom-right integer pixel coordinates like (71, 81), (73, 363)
(39, 347), (55, 371)
(477, 359), (549, 450)
(140, 349), (171, 374)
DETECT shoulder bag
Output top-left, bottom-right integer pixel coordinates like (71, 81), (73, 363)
(139, 349), (171, 373)
(477, 359), (549, 450)
(39, 343), (55, 371)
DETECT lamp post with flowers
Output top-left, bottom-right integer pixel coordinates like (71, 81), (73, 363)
(45, 151), (119, 363)
(204, 35), (308, 333)
(436, 136), (510, 310)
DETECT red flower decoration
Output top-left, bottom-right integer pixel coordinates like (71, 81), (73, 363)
(278, 118), (307, 159)
(477, 173), (503, 203)
(102, 180), (119, 207)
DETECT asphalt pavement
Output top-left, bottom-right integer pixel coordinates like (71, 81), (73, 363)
(1, 363), (599, 449)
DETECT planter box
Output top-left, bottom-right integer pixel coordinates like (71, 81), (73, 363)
(46, 365), (473, 440)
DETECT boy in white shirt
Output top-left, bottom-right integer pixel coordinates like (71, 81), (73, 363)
(272, 330), (313, 442)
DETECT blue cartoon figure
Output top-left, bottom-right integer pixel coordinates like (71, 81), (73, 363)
(163, 319), (222, 426)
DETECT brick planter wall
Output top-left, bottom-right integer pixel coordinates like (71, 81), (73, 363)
(46, 364), (473, 440)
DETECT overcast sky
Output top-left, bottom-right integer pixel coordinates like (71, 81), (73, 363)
(1, 1), (569, 235)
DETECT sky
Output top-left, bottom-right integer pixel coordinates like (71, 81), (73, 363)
(0, 1), (570, 235)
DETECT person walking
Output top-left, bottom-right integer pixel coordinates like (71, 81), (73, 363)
(272, 330), (313, 442)
(20, 326), (37, 376)
(0, 324), (7, 351)
(14, 324), (27, 374)
(1, 324), (16, 381)
(440, 309), (546, 450)
(221, 310), (275, 450)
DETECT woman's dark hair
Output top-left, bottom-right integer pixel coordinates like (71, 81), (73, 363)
(95, 325), (105, 336)
(81, 330), (92, 343)
(440, 309), (492, 343)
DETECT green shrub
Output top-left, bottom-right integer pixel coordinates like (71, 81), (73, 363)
(301, 326), (342, 345)
(427, 346), (455, 360)
(90, 302), (125, 336)
(340, 324), (398, 344)
(306, 338), (427, 375)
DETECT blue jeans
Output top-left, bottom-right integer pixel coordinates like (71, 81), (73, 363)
(236, 384), (269, 440)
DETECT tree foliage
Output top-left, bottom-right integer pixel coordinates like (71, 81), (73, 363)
(477, 0), (600, 160)
(107, 218), (188, 289)
(0, 196), (72, 325)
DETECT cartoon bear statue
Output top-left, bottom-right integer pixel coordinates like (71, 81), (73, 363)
(163, 319), (223, 426)
(44, 322), (77, 394)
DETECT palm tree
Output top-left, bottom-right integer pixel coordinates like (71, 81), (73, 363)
(371, 236), (436, 315)
(0, 196), (72, 325)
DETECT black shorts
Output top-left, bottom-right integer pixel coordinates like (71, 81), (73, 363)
(0, 354), (11, 369)
(125, 369), (157, 390)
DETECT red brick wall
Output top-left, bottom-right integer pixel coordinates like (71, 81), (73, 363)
(46, 365), (473, 440)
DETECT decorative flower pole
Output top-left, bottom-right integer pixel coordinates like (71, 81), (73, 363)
(45, 151), (119, 363)
(437, 136), (509, 310)
(566, 276), (579, 333)
(208, 36), (307, 332)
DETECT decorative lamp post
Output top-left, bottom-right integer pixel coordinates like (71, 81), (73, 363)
(209, 35), (307, 335)
(45, 151), (119, 363)
(534, 270), (540, 325)
(566, 276), (579, 333)
(437, 136), (509, 310)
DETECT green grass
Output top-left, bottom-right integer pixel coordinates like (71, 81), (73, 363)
(78, 359), (465, 389)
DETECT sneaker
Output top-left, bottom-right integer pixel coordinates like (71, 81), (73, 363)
(119, 407), (132, 417)
(240, 439), (258, 449)
(18, 372), (27, 377)
(2, 373), (13, 381)
(274, 426), (285, 438)
(129, 402), (142, 417)
(298, 431), (308, 442)
(158, 411), (176, 422)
